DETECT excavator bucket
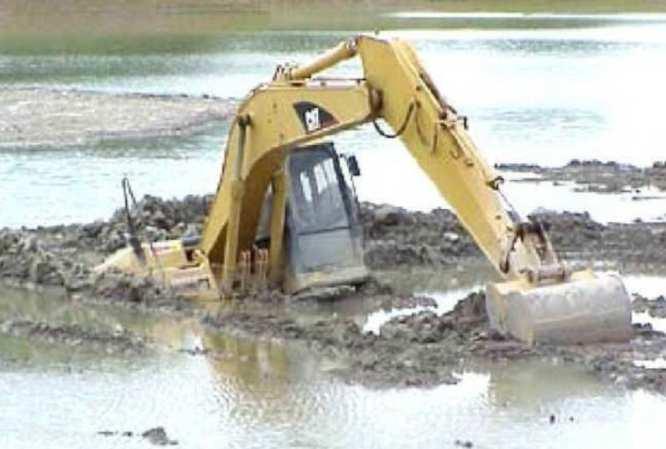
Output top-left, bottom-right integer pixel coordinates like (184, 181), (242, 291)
(485, 270), (632, 345)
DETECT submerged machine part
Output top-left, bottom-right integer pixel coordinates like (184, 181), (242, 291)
(97, 34), (632, 345)
(487, 271), (632, 345)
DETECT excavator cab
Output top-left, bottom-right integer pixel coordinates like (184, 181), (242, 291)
(260, 142), (368, 293)
(284, 143), (367, 293)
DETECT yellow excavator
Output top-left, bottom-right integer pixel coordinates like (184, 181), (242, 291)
(97, 35), (632, 345)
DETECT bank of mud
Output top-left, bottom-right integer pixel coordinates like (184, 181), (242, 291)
(0, 319), (149, 356)
(1, 194), (666, 392)
(497, 159), (666, 194)
(4, 194), (666, 295)
(0, 88), (236, 149)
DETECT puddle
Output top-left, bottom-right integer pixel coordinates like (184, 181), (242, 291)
(634, 358), (666, 369)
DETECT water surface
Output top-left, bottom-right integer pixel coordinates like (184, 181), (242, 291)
(3, 16), (666, 227)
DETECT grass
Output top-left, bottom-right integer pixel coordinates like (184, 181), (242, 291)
(1, 0), (665, 55)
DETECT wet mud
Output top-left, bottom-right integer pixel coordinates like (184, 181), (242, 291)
(0, 319), (148, 355)
(1, 194), (666, 392)
(633, 294), (666, 319)
(0, 88), (235, 149)
(203, 291), (666, 394)
(497, 159), (666, 194)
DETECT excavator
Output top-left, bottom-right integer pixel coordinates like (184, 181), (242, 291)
(97, 35), (632, 345)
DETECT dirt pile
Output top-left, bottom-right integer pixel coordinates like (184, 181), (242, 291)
(361, 202), (480, 268)
(360, 201), (666, 268)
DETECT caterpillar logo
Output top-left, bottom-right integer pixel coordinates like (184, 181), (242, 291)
(293, 102), (338, 134)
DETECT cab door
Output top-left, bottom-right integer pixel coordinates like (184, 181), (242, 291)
(284, 143), (367, 293)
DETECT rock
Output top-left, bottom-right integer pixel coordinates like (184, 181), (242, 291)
(141, 427), (178, 446)
(373, 205), (406, 226)
(292, 285), (356, 302)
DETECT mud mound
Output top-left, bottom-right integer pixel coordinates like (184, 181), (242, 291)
(0, 319), (148, 355)
(361, 202), (480, 268)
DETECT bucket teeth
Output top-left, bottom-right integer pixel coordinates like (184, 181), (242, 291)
(486, 271), (632, 345)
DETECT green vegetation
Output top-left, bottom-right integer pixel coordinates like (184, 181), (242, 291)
(1, 0), (665, 55)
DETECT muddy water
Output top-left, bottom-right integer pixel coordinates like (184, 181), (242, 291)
(2, 276), (666, 449)
(3, 15), (666, 226)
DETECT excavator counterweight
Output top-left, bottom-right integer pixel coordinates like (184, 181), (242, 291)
(96, 35), (632, 346)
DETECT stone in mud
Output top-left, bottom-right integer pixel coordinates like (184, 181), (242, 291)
(632, 294), (666, 318)
(97, 431), (117, 437)
(92, 269), (185, 307)
(372, 204), (410, 226)
(292, 285), (356, 302)
(142, 427), (178, 446)
(29, 255), (63, 285)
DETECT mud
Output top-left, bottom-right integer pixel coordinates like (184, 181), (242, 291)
(362, 202), (666, 269)
(632, 294), (666, 318)
(0, 88), (235, 149)
(98, 426), (178, 446)
(497, 159), (666, 194)
(203, 291), (666, 393)
(0, 319), (148, 355)
(2, 193), (665, 293)
(2, 194), (666, 392)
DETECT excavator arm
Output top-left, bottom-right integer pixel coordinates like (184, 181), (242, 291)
(203, 35), (551, 288)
